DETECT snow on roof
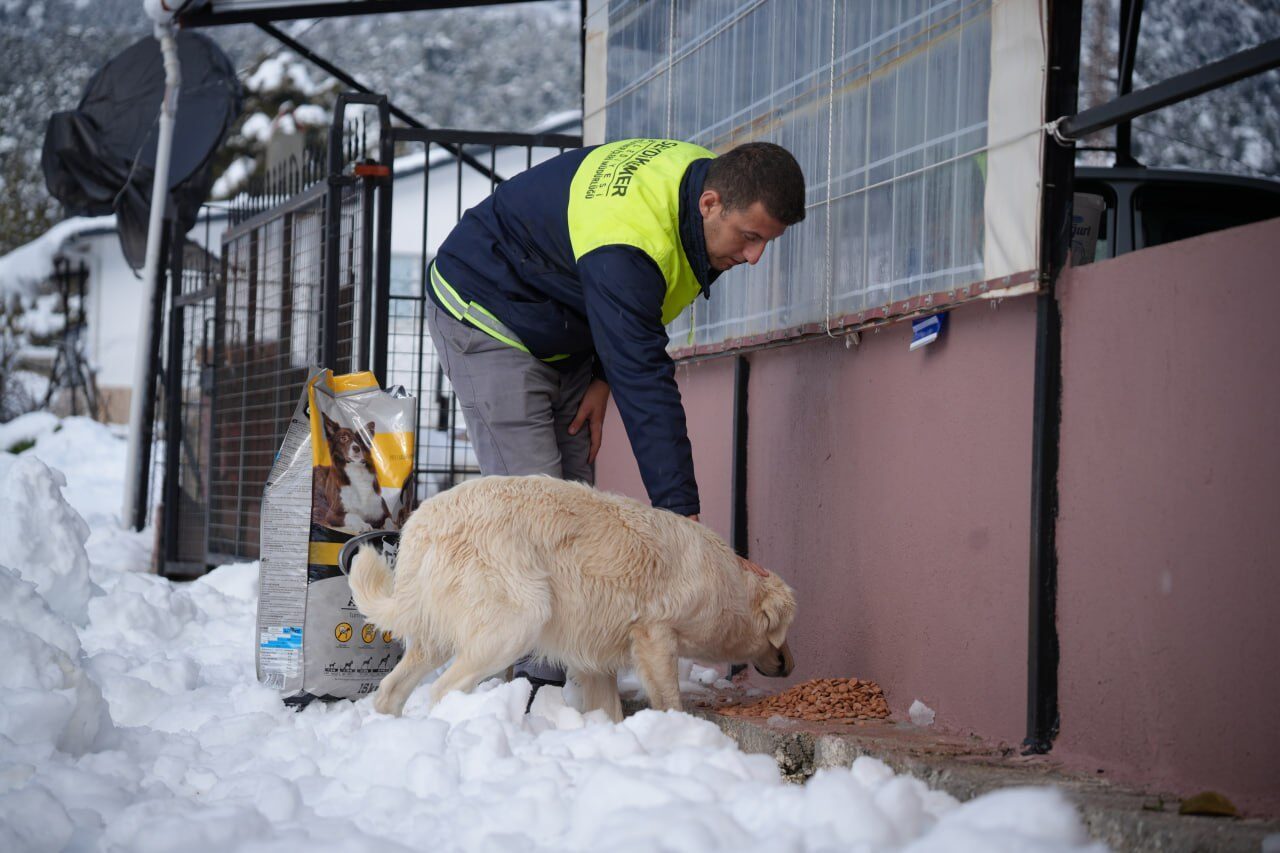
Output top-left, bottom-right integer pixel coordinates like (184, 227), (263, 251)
(0, 216), (116, 298)
(0, 205), (232, 298)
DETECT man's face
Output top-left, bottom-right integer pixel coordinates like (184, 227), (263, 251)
(699, 190), (789, 272)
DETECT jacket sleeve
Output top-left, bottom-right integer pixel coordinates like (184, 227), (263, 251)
(578, 245), (700, 516)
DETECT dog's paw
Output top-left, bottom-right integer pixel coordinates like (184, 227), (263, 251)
(372, 691), (401, 716)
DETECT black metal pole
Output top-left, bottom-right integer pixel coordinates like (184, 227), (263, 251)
(579, 0), (587, 122)
(372, 109), (395, 385)
(358, 177), (376, 371)
(160, 229), (187, 572)
(57, 259), (75, 416)
(1114, 0), (1144, 166)
(182, 0), (530, 27)
(730, 355), (750, 558)
(1058, 36), (1280, 142)
(1024, 0), (1082, 756)
(323, 104), (350, 370)
(728, 354), (751, 679)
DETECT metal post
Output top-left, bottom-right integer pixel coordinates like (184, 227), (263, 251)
(413, 141), (432, 485)
(132, 225), (173, 531)
(56, 258), (75, 416)
(579, 0), (587, 120)
(728, 354), (751, 679)
(161, 229), (187, 571)
(359, 177), (376, 371)
(372, 117), (394, 384)
(1115, 0), (1145, 166)
(730, 355), (750, 558)
(1024, 0), (1082, 757)
(323, 135), (343, 371)
(123, 20), (181, 530)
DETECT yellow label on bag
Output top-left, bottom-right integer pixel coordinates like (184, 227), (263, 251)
(371, 432), (414, 487)
(308, 541), (344, 566)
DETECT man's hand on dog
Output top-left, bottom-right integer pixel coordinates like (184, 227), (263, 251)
(568, 378), (611, 464)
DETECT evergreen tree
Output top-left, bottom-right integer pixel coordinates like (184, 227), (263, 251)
(0, 150), (59, 258)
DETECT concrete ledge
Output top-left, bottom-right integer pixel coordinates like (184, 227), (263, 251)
(681, 701), (1279, 853)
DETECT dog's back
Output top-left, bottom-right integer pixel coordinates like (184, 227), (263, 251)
(397, 478), (764, 662)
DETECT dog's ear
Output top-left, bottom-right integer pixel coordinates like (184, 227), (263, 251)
(365, 421), (377, 442)
(322, 411), (339, 437)
(759, 580), (796, 649)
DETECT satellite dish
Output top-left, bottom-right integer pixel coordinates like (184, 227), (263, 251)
(41, 31), (243, 269)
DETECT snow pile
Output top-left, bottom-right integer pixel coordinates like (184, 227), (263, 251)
(909, 699), (936, 727)
(0, 566), (114, 759)
(0, 455), (93, 624)
(0, 410), (60, 454)
(0, 449), (113, 766)
(0, 415), (1108, 852)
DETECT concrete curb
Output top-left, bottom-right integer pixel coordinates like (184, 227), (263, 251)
(688, 707), (1279, 853)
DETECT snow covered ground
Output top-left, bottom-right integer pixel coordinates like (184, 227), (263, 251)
(0, 414), (1108, 852)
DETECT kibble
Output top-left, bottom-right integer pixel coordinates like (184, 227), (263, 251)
(720, 677), (891, 722)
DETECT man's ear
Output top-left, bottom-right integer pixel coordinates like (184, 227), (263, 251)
(699, 188), (722, 218)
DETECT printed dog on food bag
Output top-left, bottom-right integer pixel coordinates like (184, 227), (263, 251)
(349, 475), (796, 721)
(312, 412), (391, 532)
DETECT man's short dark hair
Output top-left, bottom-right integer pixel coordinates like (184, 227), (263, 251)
(705, 142), (806, 225)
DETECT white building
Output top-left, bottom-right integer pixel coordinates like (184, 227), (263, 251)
(0, 211), (229, 422)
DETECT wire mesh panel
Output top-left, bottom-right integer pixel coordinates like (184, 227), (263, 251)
(381, 129), (581, 506)
(159, 103), (580, 569)
(601, 0), (996, 349)
(207, 183), (364, 562)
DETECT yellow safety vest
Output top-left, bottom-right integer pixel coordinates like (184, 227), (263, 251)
(431, 139), (714, 359)
(568, 138), (715, 325)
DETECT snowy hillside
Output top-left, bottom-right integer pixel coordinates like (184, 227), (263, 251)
(0, 414), (1111, 852)
(0, 0), (581, 254)
(1079, 0), (1280, 176)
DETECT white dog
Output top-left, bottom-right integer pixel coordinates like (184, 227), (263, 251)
(349, 475), (797, 721)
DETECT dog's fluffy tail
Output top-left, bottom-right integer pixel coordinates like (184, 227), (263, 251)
(349, 545), (397, 630)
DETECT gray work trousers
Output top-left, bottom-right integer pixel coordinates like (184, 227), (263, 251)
(427, 302), (594, 683)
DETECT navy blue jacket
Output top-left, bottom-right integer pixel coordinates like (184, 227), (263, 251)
(431, 146), (719, 516)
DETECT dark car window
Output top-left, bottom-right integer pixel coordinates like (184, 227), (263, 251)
(1134, 183), (1280, 251)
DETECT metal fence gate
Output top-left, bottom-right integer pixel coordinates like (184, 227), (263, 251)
(378, 126), (581, 507)
(156, 94), (580, 577)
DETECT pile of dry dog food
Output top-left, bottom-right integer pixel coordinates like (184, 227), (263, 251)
(720, 677), (891, 722)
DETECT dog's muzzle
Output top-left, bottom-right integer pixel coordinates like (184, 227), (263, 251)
(752, 642), (794, 678)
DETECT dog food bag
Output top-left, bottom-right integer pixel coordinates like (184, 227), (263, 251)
(256, 368), (415, 705)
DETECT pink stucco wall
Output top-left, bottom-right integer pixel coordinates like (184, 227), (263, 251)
(1054, 217), (1280, 815)
(597, 295), (1040, 746)
(595, 217), (1280, 815)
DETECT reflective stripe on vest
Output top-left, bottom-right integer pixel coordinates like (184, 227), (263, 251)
(568, 139), (715, 325)
(429, 262), (570, 363)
